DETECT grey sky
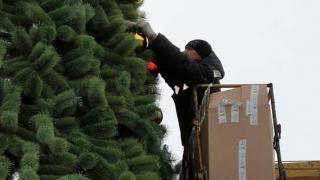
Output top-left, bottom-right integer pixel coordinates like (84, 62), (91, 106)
(141, 0), (320, 162)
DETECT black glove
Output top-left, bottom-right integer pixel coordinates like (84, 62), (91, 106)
(136, 20), (158, 42)
(125, 20), (137, 29)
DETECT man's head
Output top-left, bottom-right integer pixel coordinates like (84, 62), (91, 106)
(184, 39), (212, 60)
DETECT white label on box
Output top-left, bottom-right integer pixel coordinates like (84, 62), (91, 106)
(239, 139), (247, 180)
(218, 99), (227, 124)
(231, 100), (240, 123)
(250, 85), (259, 125)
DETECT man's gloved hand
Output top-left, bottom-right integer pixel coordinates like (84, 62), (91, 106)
(136, 20), (158, 42)
(125, 20), (137, 29)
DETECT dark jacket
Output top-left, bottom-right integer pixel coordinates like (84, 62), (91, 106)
(149, 33), (224, 145)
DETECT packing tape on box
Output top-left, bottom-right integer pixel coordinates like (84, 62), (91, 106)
(245, 100), (251, 116)
(246, 85), (259, 125)
(218, 99), (242, 124)
(239, 139), (247, 180)
(218, 99), (228, 124)
(250, 85), (259, 125)
(231, 100), (241, 123)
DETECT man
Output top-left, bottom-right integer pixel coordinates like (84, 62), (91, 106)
(137, 20), (225, 178)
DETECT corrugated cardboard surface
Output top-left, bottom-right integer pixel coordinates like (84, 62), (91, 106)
(200, 85), (275, 180)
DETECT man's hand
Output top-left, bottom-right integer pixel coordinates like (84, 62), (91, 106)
(136, 20), (158, 42)
(125, 20), (137, 29)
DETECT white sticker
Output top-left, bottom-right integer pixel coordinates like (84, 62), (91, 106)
(249, 85), (259, 125)
(239, 139), (247, 180)
(218, 99), (227, 124)
(182, 83), (189, 90)
(213, 70), (222, 78)
(231, 100), (240, 123)
(174, 85), (179, 94)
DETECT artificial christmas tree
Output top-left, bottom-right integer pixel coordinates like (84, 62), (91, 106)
(0, 0), (173, 179)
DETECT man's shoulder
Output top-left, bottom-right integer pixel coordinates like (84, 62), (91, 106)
(201, 52), (225, 79)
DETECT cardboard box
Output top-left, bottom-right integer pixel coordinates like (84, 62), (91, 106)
(200, 85), (275, 180)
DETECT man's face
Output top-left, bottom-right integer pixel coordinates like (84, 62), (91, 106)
(183, 47), (202, 61)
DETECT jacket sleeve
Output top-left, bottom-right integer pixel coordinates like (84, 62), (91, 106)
(149, 33), (185, 67)
(149, 33), (213, 84)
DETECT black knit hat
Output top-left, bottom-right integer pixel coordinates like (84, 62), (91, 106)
(185, 39), (212, 58)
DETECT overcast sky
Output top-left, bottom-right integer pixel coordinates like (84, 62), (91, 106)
(141, 0), (320, 162)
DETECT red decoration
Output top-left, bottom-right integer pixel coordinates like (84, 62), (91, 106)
(147, 60), (158, 72)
